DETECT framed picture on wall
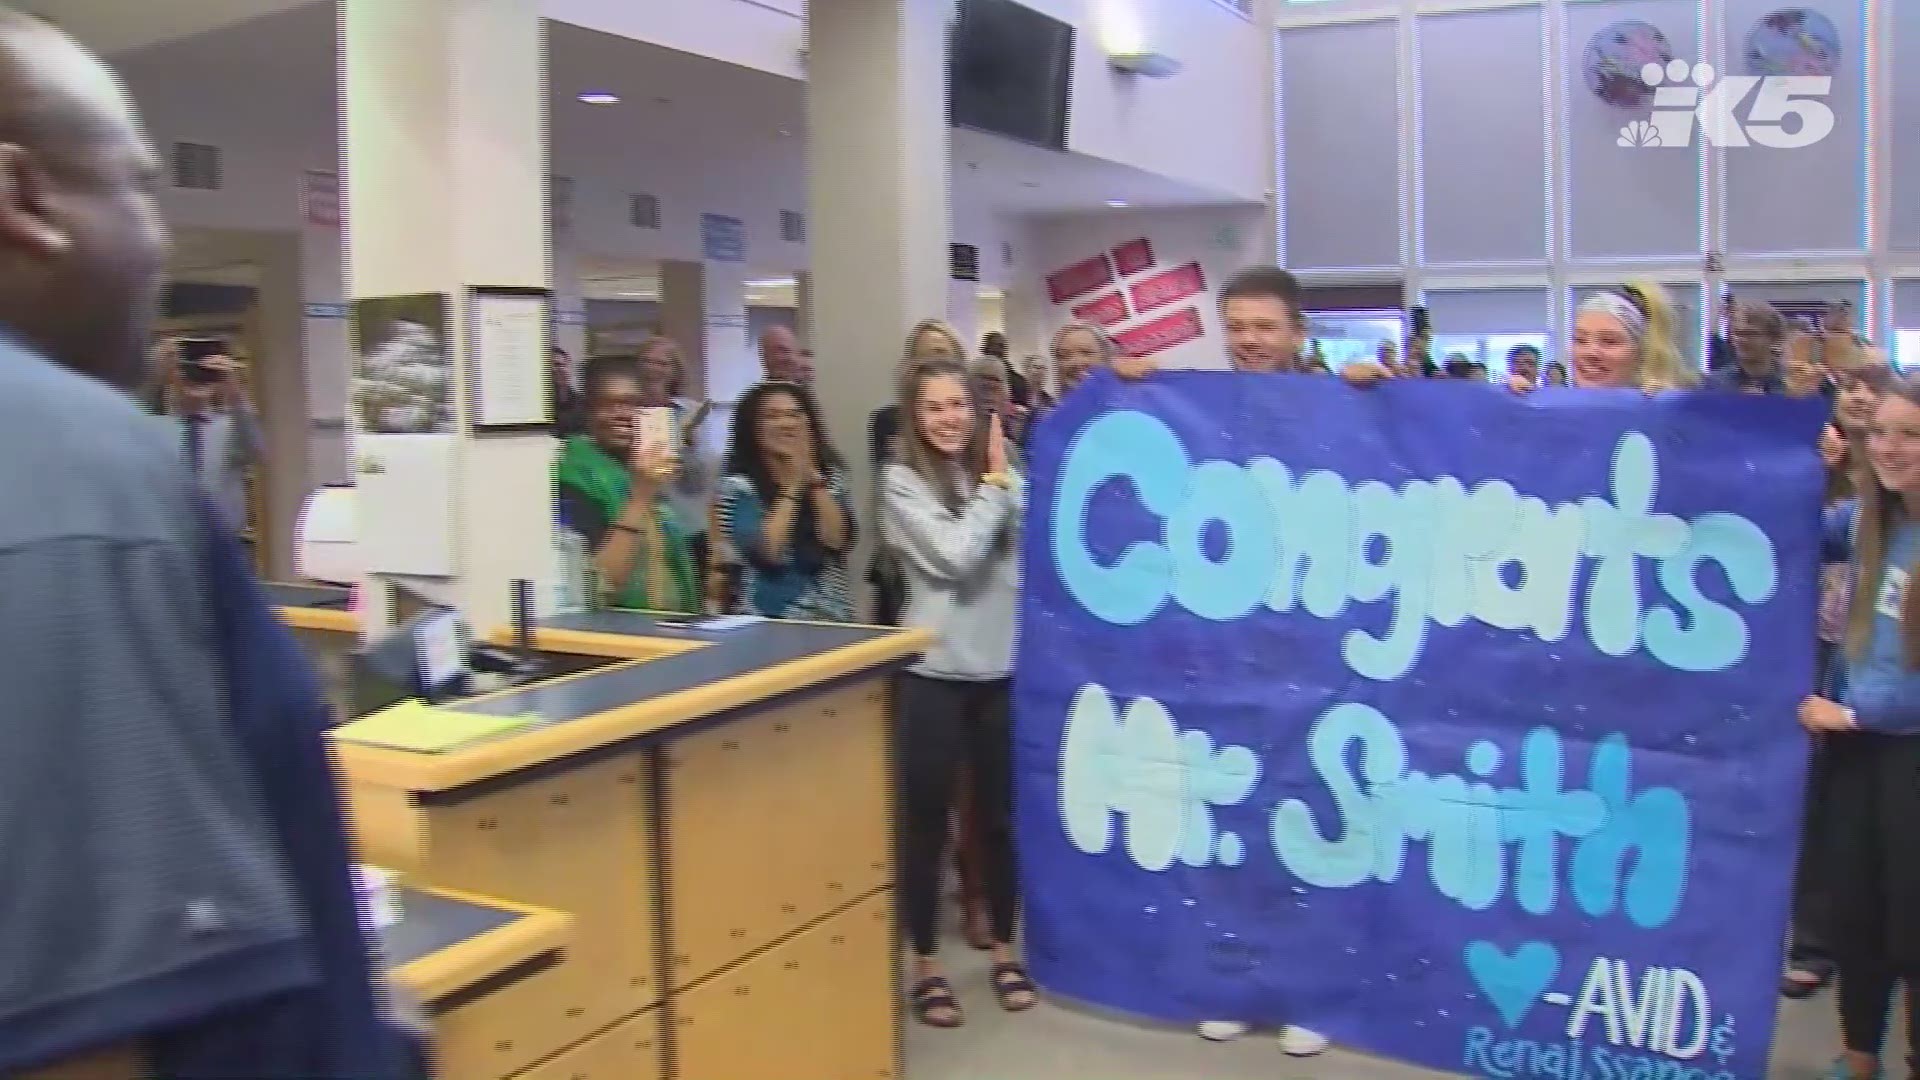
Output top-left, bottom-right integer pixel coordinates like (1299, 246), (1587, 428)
(467, 286), (552, 432)
(351, 293), (455, 435)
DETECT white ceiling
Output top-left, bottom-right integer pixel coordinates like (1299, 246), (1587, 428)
(553, 16), (1241, 214)
(104, 1), (1241, 217)
(540, 12), (1238, 213)
(27, 0), (313, 56)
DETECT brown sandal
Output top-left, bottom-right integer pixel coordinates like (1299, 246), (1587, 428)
(911, 977), (964, 1028)
(991, 963), (1037, 1013)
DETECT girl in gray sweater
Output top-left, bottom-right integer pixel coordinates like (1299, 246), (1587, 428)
(880, 358), (1031, 1028)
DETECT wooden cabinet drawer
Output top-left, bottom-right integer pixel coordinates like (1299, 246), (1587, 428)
(424, 752), (659, 1034)
(673, 891), (895, 1080)
(517, 1009), (663, 1080)
(665, 680), (891, 987)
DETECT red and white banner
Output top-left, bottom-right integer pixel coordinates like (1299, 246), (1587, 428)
(1046, 255), (1114, 304)
(1128, 262), (1207, 314)
(1071, 291), (1129, 327)
(1111, 237), (1155, 277)
(1114, 306), (1204, 357)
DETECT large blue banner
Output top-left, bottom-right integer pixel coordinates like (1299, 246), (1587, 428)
(1015, 373), (1827, 1079)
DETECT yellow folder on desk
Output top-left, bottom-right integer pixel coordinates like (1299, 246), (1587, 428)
(335, 699), (539, 753)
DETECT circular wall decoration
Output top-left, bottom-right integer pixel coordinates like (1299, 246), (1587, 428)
(1745, 8), (1841, 77)
(1582, 21), (1676, 109)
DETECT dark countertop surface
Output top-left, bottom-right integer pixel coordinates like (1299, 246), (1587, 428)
(457, 610), (901, 726)
(267, 582), (353, 609)
(380, 887), (519, 969)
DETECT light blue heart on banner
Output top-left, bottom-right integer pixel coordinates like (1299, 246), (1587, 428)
(1464, 940), (1561, 1030)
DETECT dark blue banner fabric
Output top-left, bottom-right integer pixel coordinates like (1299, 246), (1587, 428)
(1014, 372), (1826, 1079)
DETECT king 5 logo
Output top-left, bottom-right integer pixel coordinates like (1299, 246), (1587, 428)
(1618, 60), (1835, 151)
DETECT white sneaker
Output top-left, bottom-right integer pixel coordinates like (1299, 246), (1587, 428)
(1197, 1020), (1249, 1041)
(1278, 1025), (1330, 1057)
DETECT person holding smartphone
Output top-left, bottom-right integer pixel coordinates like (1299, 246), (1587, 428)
(165, 336), (264, 535)
(555, 355), (700, 613)
(635, 335), (719, 591)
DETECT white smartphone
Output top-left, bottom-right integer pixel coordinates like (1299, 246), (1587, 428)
(637, 406), (677, 451)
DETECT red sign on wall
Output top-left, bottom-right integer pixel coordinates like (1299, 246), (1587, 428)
(1045, 254), (1114, 304)
(303, 170), (340, 228)
(1114, 307), (1205, 357)
(1112, 238), (1156, 277)
(1128, 262), (1207, 314)
(1071, 291), (1129, 327)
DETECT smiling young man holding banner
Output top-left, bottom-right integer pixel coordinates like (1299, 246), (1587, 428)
(1196, 264), (1388, 1058)
(1095, 264), (1389, 1058)
(1213, 265), (1392, 385)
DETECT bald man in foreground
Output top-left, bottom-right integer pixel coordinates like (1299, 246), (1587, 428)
(0, 10), (409, 1077)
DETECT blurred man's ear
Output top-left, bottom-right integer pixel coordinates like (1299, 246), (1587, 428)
(0, 143), (70, 259)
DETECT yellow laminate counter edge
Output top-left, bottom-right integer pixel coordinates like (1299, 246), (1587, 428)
(479, 625), (704, 662)
(330, 626), (931, 794)
(277, 605), (359, 634)
(392, 888), (574, 1005)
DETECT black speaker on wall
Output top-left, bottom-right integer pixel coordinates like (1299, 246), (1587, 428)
(949, 0), (1074, 151)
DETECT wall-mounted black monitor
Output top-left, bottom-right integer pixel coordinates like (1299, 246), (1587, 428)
(949, 0), (1075, 151)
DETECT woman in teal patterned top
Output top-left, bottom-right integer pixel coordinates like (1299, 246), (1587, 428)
(715, 381), (855, 621)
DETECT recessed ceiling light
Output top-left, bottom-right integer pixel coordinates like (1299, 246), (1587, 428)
(778, 128), (793, 137)
(1106, 199), (1129, 208)
(578, 91), (620, 105)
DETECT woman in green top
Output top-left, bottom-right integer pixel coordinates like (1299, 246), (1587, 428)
(555, 354), (699, 612)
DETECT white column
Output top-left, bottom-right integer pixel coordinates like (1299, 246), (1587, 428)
(794, 270), (815, 346)
(340, 0), (551, 631)
(300, 172), (351, 488)
(659, 259), (753, 403)
(1255, 0), (1283, 264)
(1004, 270), (1047, 364)
(702, 266), (753, 403)
(946, 279), (980, 353)
(251, 234), (311, 582)
(807, 0), (953, 613)
(551, 235), (588, 363)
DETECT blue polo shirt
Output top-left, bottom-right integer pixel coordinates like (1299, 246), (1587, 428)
(149, 493), (411, 1077)
(0, 340), (405, 1076)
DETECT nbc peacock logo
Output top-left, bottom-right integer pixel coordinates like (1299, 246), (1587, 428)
(1616, 120), (1661, 148)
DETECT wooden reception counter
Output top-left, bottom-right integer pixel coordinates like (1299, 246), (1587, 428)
(268, 582), (358, 718)
(332, 611), (927, 1080)
(266, 581), (356, 634)
(384, 886), (572, 1014)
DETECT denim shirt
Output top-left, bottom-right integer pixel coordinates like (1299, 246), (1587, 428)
(1824, 501), (1920, 735)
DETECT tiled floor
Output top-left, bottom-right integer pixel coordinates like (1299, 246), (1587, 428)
(906, 941), (1910, 1079)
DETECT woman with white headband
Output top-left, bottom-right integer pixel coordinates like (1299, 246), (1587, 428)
(1565, 281), (1698, 392)
(1050, 321), (1157, 399)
